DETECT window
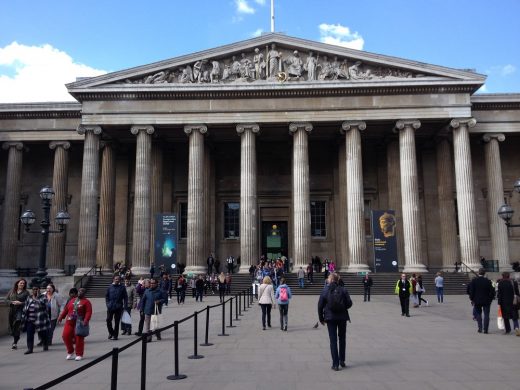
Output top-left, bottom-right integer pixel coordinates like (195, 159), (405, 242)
(311, 201), (326, 237)
(224, 202), (240, 238)
(179, 202), (188, 239)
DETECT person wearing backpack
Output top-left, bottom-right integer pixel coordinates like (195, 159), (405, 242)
(275, 277), (292, 331)
(317, 273), (353, 371)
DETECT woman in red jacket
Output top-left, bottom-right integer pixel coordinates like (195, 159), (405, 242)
(58, 287), (92, 361)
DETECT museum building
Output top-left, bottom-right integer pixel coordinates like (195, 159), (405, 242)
(0, 33), (519, 278)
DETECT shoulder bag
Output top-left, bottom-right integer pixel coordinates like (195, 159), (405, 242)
(150, 303), (162, 331)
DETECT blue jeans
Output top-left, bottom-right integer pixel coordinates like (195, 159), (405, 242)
(474, 304), (491, 332)
(326, 320), (347, 368)
(298, 278), (304, 288)
(436, 287), (444, 303)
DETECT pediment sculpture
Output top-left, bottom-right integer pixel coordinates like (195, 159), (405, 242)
(120, 43), (425, 85)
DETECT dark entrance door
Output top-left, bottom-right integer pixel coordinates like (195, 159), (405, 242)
(261, 221), (288, 260)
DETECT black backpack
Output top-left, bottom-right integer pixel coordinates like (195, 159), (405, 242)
(327, 285), (346, 313)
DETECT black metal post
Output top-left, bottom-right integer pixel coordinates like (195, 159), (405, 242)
(227, 297), (235, 328)
(218, 301), (229, 336)
(188, 311), (204, 359)
(243, 290), (247, 312)
(111, 347), (119, 390)
(235, 294), (240, 321)
(167, 321), (187, 380)
(200, 306), (213, 347)
(35, 197), (51, 287)
(140, 336), (147, 390)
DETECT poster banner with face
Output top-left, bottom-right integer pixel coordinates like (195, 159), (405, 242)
(154, 214), (177, 272)
(371, 210), (398, 272)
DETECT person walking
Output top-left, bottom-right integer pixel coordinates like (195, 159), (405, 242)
(468, 268), (495, 334)
(175, 274), (187, 304)
(159, 274), (171, 306)
(434, 272), (444, 303)
(317, 273), (353, 371)
(42, 283), (64, 345)
(497, 272), (520, 335)
(21, 285), (51, 355)
(416, 275), (429, 306)
(57, 287), (92, 361)
(218, 272), (227, 303)
(362, 274), (373, 302)
(307, 263), (314, 284)
(225, 273), (232, 294)
(275, 277), (292, 331)
(134, 278), (149, 336)
(297, 267), (305, 289)
(140, 278), (165, 341)
(6, 278), (29, 350)
(105, 275), (128, 340)
(257, 276), (276, 330)
(121, 278), (136, 335)
(395, 273), (412, 317)
(195, 275), (205, 302)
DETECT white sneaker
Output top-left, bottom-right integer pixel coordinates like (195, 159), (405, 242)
(75, 356), (83, 361)
(66, 354), (75, 360)
(426, 301), (429, 306)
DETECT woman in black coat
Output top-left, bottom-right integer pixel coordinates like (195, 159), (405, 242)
(497, 272), (519, 335)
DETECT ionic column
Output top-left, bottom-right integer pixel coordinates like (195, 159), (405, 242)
(341, 121), (369, 272)
(338, 140), (349, 271)
(149, 143), (163, 265)
(75, 126), (102, 274)
(0, 142), (24, 276)
(289, 122), (312, 269)
(237, 123), (260, 272)
(395, 120), (427, 272)
(450, 118), (480, 271)
(483, 133), (510, 270)
(436, 138), (459, 270)
(387, 139), (405, 269)
(96, 142), (117, 273)
(185, 124), (207, 274)
(130, 125), (154, 275)
(47, 141), (71, 276)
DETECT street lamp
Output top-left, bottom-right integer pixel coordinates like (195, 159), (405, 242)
(20, 185), (70, 288)
(498, 178), (520, 229)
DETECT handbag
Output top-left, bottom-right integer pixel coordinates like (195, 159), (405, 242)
(150, 304), (161, 331)
(121, 310), (132, 325)
(75, 318), (90, 337)
(497, 306), (505, 330)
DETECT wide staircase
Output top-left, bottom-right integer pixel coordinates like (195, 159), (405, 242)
(83, 272), (470, 298)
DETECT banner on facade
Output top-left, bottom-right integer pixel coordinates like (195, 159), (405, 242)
(154, 214), (177, 272)
(371, 210), (399, 272)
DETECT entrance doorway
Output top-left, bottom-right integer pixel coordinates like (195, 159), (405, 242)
(261, 221), (288, 260)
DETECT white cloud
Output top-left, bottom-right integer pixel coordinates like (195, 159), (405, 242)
(486, 64), (517, 77)
(235, 0), (255, 14)
(319, 23), (365, 51)
(0, 42), (106, 103)
(476, 84), (488, 94)
(254, 0), (266, 4)
(501, 64), (516, 76)
(252, 28), (263, 37)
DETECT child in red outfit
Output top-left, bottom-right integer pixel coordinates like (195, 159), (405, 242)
(58, 287), (92, 361)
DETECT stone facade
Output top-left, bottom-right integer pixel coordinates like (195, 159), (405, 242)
(0, 34), (519, 277)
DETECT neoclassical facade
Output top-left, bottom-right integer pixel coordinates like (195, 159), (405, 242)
(0, 34), (519, 278)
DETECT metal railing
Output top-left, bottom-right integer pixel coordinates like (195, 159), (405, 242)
(73, 265), (100, 289)
(25, 287), (254, 390)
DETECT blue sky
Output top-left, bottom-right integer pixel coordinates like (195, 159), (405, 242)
(0, 0), (519, 102)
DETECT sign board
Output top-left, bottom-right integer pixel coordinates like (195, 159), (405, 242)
(154, 214), (177, 272)
(371, 210), (399, 273)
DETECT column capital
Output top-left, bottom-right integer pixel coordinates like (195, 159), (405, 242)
(130, 125), (154, 136)
(2, 142), (24, 151)
(340, 121), (366, 134)
(395, 119), (421, 131)
(184, 124), (208, 136)
(289, 122), (313, 134)
(77, 125), (102, 135)
(236, 123), (260, 135)
(49, 141), (71, 150)
(450, 118), (476, 130)
(482, 133), (505, 143)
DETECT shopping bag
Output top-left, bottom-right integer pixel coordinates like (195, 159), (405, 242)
(150, 304), (162, 331)
(121, 310), (132, 325)
(497, 306), (505, 330)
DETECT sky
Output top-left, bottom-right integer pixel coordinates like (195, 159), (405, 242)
(0, 0), (519, 103)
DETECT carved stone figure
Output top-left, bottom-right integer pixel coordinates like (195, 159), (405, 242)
(348, 61), (372, 80)
(336, 59), (350, 79)
(304, 51), (318, 81)
(318, 56), (334, 80)
(144, 71), (169, 84)
(210, 61), (220, 83)
(222, 64), (231, 80)
(231, 56), (241, 80)
(179, 65), (193, 83)
(193, 60), (210, 83)
(267, 43), (280, 79)
(240, 53), (253, 79)
(284, 50), (303, 79)
(253, 48), (266, 80)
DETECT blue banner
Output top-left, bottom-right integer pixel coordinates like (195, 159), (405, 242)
(372, 210), (399, 272)
(154, 214), (177, 273)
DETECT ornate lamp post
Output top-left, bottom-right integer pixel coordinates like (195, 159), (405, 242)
(498, 178), (520, 229)
(20, 185), (70, 287)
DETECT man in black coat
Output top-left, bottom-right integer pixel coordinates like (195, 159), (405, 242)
(395, 273), (411, 317)
(318, 273), (353, 371)
(105, 275), (128, 340)
(468, 268), (495, 334)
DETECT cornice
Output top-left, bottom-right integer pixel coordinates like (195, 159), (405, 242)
(471, 94), (520, 110)
(0, 102), (81, 119)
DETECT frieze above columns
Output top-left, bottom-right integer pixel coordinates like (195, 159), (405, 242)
(236, 123), (260, 135)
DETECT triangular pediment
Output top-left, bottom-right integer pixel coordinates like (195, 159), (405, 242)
(67, 33), (485, 95)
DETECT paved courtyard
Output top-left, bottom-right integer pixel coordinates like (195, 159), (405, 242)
(0, 292), (518, 390)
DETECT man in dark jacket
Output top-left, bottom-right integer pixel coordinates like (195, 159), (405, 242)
(395, 273), (412, 317)
(468, 268), (495, 334)
(318, 273), (353, 371)
(105, 275), (128, 340)
(141, 278), (165, 341)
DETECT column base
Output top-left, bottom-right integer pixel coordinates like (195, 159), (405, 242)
(239, 265), (251, 274)
(500, 263), (513, 272)
(403, 264), (428, 273)
(46, 268), (66, 277)
(184, 265), (207, 275)
(346, 264), (371, 273)
(0, 268), (18, 277)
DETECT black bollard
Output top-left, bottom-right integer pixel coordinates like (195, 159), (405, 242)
(140, 336), (147, 390)
(188, 311), (204, 359)
(111, 347), (119, 390)
(235, 294), (240, 321)
(227, 297), (236, 328)
(166, 321), (187, 380)
(200, 306), (213, 347)
(218, 301), (229, 336)
(238, 292), (243, 316)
